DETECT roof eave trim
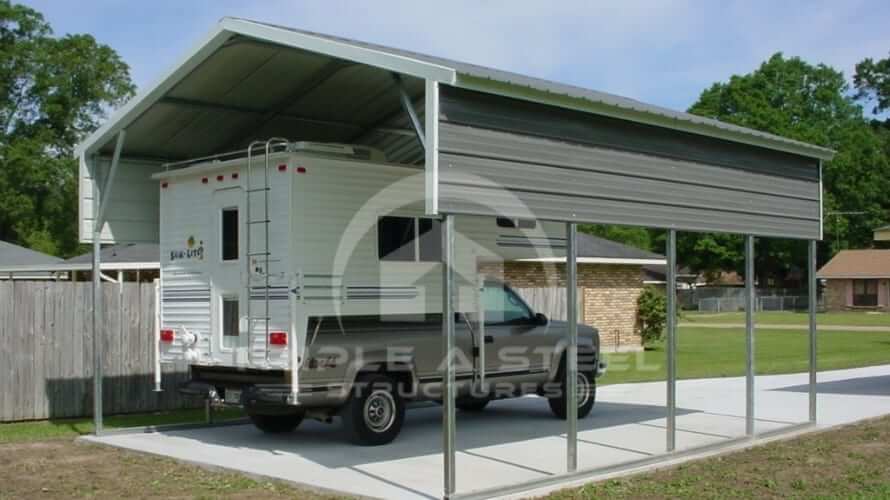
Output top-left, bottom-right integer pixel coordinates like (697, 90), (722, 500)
(224, 18), (457, 85)
(0, 262), (161, 273)
(453, 73), (836, 162)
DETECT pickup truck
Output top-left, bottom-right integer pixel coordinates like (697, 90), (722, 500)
(184, 281), (606, 445)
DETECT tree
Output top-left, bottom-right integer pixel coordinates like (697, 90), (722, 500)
(684, 53), (890, 283)
(0, 1), (134, 256)
(854, 52), (890, 117)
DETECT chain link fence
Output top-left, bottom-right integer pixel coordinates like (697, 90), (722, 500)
(684, 287), (822, 312)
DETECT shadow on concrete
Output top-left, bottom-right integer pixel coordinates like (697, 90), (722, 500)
(772, 375), (890, 397)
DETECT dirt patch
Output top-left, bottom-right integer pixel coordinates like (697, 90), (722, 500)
(0, 438), (346, 500)
(546, 415), (890, 499)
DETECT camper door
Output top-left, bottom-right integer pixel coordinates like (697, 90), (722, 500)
(212, 187), (248, 365)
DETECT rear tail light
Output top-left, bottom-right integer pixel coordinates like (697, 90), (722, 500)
(160, 329), (175, 343)
(269, 331), (288, 346)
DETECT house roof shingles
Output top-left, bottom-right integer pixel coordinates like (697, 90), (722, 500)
(0, 241), (62, 266)
(575, 233), (663, 261)
(66, 243), (159, 265)
(817, 249), (890, 279)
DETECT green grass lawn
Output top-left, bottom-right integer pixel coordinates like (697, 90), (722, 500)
(602, 326), (890, 385)
(546, 414), (890, 499)
(0, 407), (243, 444)
(682, 310), (890, 326)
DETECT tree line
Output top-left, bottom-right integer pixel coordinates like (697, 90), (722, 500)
(1, 1), (888, 285)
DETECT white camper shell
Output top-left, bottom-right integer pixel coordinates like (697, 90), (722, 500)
(155, 141), (564, 402)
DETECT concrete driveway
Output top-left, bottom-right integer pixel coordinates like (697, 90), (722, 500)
(84, 365), (890, 499)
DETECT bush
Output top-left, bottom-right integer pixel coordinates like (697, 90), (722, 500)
(638, 286), (667, 345)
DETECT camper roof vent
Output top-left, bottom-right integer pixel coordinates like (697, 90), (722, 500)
(288, 142), (387, 162)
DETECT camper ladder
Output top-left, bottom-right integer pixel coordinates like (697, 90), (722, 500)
(245, 138), (289, 365)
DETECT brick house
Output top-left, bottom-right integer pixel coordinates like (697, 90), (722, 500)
(817, 249), (890, 311)
(479, 233), (665, 351)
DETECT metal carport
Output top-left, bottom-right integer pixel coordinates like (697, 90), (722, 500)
(75, 17), (834, 499)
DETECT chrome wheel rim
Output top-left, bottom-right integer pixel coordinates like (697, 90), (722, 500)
(364, 390), (396, 433)
(576, 373), (591, 408)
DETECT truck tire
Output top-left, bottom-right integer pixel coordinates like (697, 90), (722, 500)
(456, 396), (490, 412)
(547, 362), (596, 420)
(248, 410), (305, 434)
(343, 373), (405, 446)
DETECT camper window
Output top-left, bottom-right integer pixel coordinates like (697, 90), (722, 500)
(222, 297), (239, 348)
(496, 217), (537, 230)
(221, 208), (238, 261)
(378, 216), (442, 262)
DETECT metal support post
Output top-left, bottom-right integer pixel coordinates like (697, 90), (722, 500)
(666, 229), (677, 452)
(745, 235), (755, 436)
(92, 227), (103, 434)
(808, 241), (817, 423)
(392, 73), (425, 150)
(442, 215), (456, 497)
(153, 279), (162, 392)
(566, 223), (578, 472)
(91, 129), (126, 436)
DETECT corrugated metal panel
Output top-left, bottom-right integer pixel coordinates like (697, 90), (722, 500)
(438, 86), (822, 239)
(239, 19), (834, 161)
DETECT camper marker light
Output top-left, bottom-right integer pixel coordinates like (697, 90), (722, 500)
(269, 331), (288, 346)
(278, 164), (287, 172)
(161, 182), (168, 189)
(160, 329), (175, 343)
(201, 177), (208, 184)
(232, 172), (239, 179)
(296, 166), (306, 174)
(216, 175), (224, 182)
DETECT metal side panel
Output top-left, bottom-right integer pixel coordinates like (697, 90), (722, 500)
(437, 86), (822, 239)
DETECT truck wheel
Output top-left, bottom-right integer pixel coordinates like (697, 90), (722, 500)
(456, 397), (490, 412)
(343, 374), (405, 446)
(248, 410), (305, 434)
(547, 365), (596, 420)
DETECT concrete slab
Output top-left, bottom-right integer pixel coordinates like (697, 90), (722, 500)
(83, 365), (890, 499)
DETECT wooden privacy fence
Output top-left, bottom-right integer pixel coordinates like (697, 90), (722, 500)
(0, 281), (193, 422)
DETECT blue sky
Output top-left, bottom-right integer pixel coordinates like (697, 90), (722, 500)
(20, 0), (890, 113)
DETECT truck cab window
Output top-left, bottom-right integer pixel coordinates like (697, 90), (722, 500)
(221, 208), (238, 261)
(482, 284), (532, 325)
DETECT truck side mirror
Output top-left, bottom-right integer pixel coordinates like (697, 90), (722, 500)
(534, 312), (548, 325)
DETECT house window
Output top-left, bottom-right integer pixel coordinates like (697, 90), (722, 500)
(853, 279), (878, 307)
(378, 216), (442, 262)
(221, 297), (239, 348)
(221, 208), (238, 261)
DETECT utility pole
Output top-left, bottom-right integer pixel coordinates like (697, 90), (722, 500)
(825, 211), (865, 255)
